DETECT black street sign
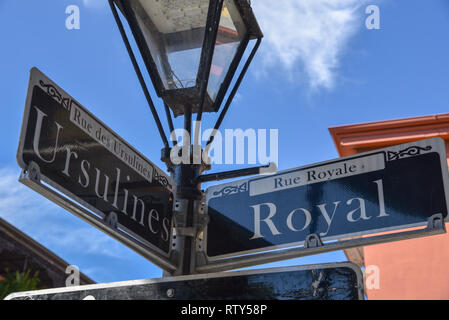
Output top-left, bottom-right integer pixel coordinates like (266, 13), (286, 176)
(17, 68), (175, 269)
(5, 262), (363, 300)
(204, 138), (449, 262)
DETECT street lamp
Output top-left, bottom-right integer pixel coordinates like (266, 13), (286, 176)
(111, 0), (262, 118)
(108, 0), (264, 276)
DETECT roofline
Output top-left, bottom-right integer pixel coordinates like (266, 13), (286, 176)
(328, 112), (449, 268)
(329, 112), (449, 157)
(0, 217), (95, 285)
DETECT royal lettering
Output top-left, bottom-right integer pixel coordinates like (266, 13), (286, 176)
(250, 179), (388, 240)
(250, 203), (281, 240)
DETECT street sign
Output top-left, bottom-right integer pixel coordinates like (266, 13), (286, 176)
(202, 138), (449, 268)
(4, 262), (364, 300)
(16, 68), (176, 271)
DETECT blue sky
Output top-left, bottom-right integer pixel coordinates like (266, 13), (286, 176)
(1, 0), (449, 284)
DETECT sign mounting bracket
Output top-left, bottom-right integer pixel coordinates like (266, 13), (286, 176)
(305, 234), (324, 249)
(21, 161), (41, 184)
(429, 213), (444, 230)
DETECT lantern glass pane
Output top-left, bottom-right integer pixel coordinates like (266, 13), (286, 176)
(207, 0), (247, 101)
(131, 0), (210, 89)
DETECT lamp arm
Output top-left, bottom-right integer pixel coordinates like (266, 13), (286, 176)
(195, 161), (276, 184)
(164, 103), (177, 146)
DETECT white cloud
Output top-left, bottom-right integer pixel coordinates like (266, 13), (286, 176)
(252, 0), (366, 90)
(0, 167), (55, 227)
(83, 0), (364, 91)
(0, 167), (126, 259)
(82, 0), (108, 10)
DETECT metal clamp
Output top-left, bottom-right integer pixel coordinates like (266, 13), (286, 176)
(173, 198), (188, 228)
(427, 213), (445, 231)
(20, 161), (41, 183)
(196, 251), (208, 267)
(172, 196), (209, 238)
(175, 227), (197, 237)
(305, 234), (323, 249)
(104, 212), (118, 230)
(172, 198), (196, 237)
(194, 198), (209, 233)
(169, 248), (180, 265)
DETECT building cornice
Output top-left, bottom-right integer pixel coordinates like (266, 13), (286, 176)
(329, 112), (449, 267)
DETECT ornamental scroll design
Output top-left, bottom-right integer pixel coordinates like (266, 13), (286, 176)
(153, 170), (173, 190)
(39, 80), (71, 110)
(386, 145), (433, 161)
(213, 182), (248, 197)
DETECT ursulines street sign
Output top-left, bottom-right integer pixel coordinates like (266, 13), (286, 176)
(204, 138), (449, 262)
(17, 68), (175, 270)
(5, 262), (363, 301)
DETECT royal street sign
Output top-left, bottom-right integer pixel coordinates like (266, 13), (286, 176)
(5, 262), (363, 301)
(202, 138), (449, 268)
(17, 68), (176, 271)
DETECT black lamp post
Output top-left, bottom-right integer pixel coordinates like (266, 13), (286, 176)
(108, 0), (264, 275)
